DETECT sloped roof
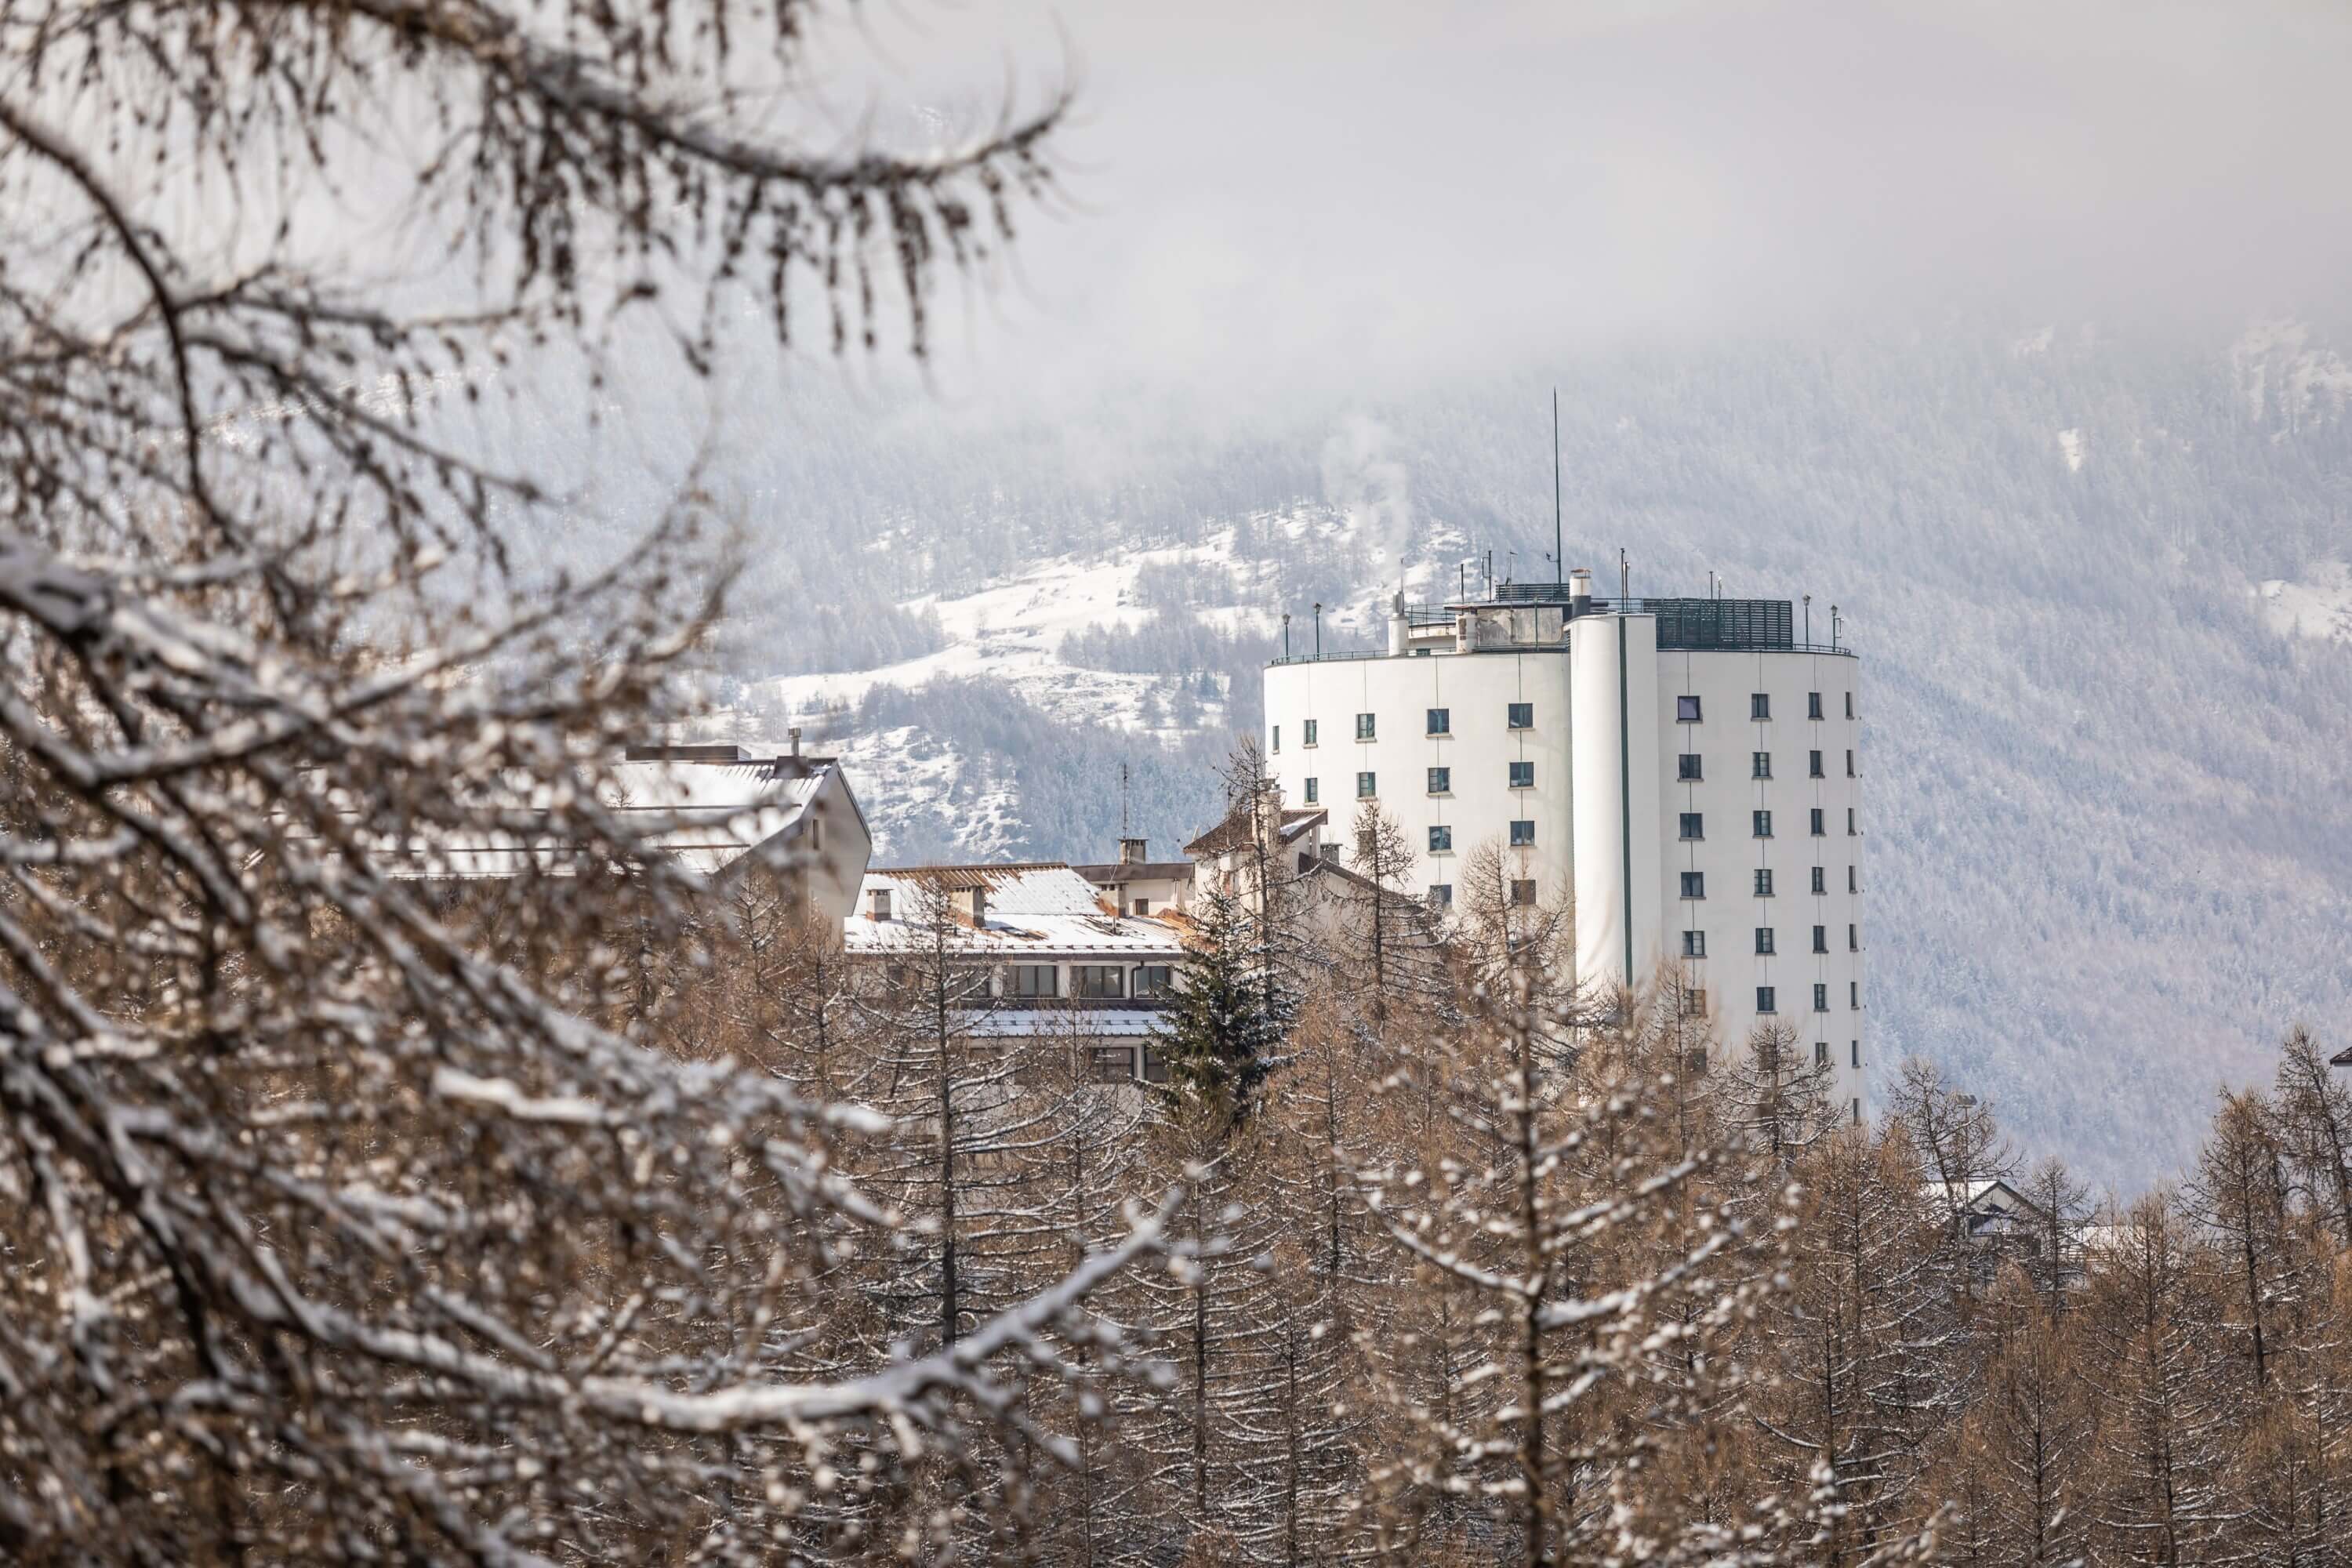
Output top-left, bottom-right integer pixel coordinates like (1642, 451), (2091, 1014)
(384, 753), (860, 880)
(2332, 1043), (2352, 1068)
(1183, 805), (1327, 858)
(847, 865), (1184, 957)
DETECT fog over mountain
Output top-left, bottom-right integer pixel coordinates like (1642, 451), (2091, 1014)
(449, 0), (2352, 1189)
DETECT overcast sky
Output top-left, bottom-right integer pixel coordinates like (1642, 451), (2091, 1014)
(786, 0), (2352, 413)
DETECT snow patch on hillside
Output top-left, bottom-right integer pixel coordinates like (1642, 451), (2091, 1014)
(2255, 563), (2352, 644)
(750, 528), (1286, 739)
(2057, 428), (2085, 472)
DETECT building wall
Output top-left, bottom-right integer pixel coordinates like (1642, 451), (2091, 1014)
(1654, 646), (1864, 1117)
(1263, 649), (1573, 908)
(1261, 619), (1866, 1116)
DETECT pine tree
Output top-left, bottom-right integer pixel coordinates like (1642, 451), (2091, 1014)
(1158, 881), (1298, 1129)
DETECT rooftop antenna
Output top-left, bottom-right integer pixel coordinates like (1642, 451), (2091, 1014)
(1282, 612), (1291, 660)
(1552, 387), (1564, 585)
(1120, 761), (1131, 838)
(1313, 601), (1323, 657)
(1619, 547), (1630, 603)
(1804, 593), (1812, 645)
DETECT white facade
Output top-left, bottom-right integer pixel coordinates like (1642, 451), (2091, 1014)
(1261, 588), (1867, 1115)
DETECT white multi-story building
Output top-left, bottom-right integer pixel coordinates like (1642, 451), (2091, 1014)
(1261, 571), (1867, 1116)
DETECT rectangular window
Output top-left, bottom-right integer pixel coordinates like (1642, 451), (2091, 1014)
(1428, 766), (1451, 794)
(1427, 883), (1453, 909)
(1509, 819), (1535, 847)
(1851, 1040), (1860, 1069)
(1682, 988), (1709, 1018)
(1133, 964), (1174, 997)
(1356, 771), (1377, 799)
(1755, 869), (1776, 897)
(1847, 808), (1857, 836)
(1680, 872), (1706, 899)
(1426, 707), (1450, 736)
(1508, 760), (1534, 789)
(1810, 866), (1826, 895)
(1676, 695), (1702, 722)
(1853, 1098), (1861, 1126)
(1809, 691), (1824, 720)
(1008, 964), (1058, 998)
(1677, 753), (1703, 781)
(1304, 777), (1319, 804)
(1303, 719), (1319, 746)
(1428, 825), (1453, 853)
(1757, 986), (1778, 1014)
(1356, 713), (1376, 741)
(1751, 751), (1772, 779)
(1679, 812), (1704, 840)
(1845, 692), (1854, 720)
(1681, 930), (1708, 958)
(1755, 927), (1776, 955)
(1809, 808), (1825, 837)
(1846, 749), (1856, 777)
(1809, 749), (1824, 779)
(1508, 701), (1534, 730)
(870, 887), (893, 922)
(1753, 809), (1773, 838)
(1131, 898), (1151, 917)
(1814, 1040), (1829, 1067)
(1089, 1046), (1136, 1083)
(1072, 964), (1126, 1000)
(1271, 725), (1279, 753)
(1751, 693), (1771, 720)
(1812, 924), (1828, 953)
(1509, 879), (1537, 906)
(1813, 983), (1829, 1012)
(1850, 981), (1860, 1009)
(1848, 865), (1857, 894)
(1143, 1047), (1171, 1085)
(1849, 923), (1859, 952)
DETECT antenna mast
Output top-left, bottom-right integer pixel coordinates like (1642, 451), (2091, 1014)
(1552, 387), (1563, 584)
(1120, 762), (1131, 838)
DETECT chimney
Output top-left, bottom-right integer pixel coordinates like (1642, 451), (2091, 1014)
(1388, 590), (1409, 655)
(788, 726), (802, 758)
(1569, 567), (1592, 611)
(967, 885), (989, 926)
(1119, 837), (1148, 866)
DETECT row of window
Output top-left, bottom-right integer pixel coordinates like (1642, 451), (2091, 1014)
(1681, 924), (1860, 957)
(1678, 749), (1857, 780)
(1277, 691), (1857, 755)
(1423, 880), (1541, 909)
(1678, 691), (1856, 723)
(1749, 982), (1860, 1014)
(1423, 820), (1537, 851)
(969, 963), (1175, 1000)
(1679, 807), (1859, 839)
(1272, 703), (1536, 753)
(1681, 865), (1860, 898)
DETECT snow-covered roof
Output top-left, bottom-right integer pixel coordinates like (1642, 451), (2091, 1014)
(384, 752), (862, 880)
(845, 865), (1185, 956)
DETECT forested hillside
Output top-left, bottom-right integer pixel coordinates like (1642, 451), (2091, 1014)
(634, 320), (2352, 1189)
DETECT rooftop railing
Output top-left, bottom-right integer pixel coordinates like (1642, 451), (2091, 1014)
(1269, 593), (1856, 664)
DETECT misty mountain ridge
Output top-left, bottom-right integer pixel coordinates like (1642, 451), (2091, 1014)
(653, 318), (2352, 1190)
